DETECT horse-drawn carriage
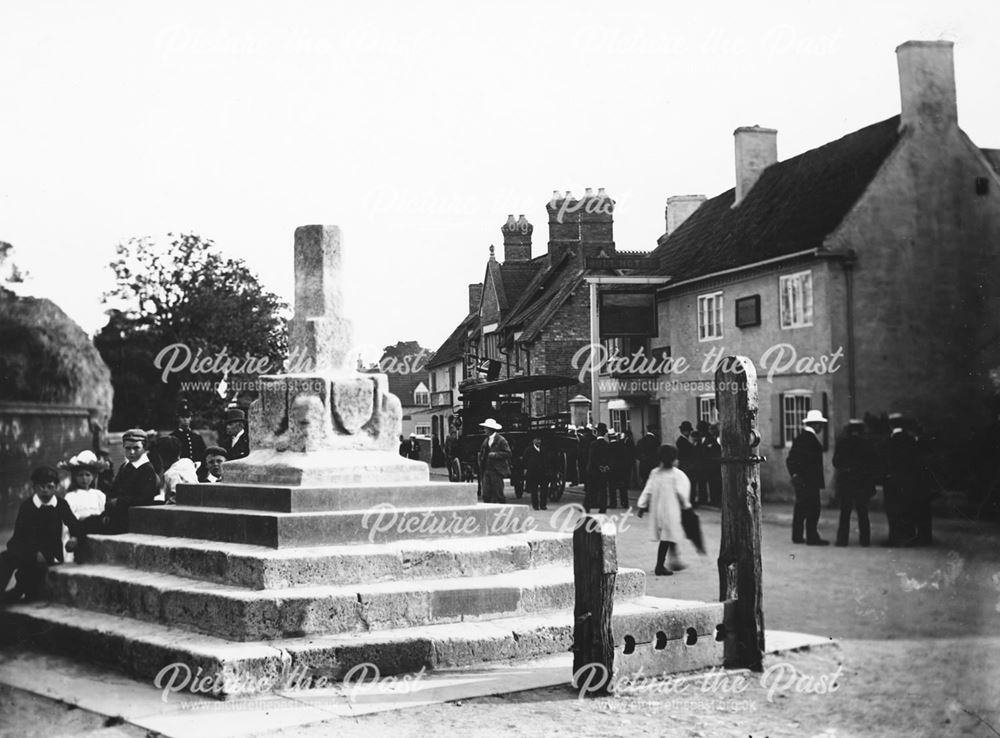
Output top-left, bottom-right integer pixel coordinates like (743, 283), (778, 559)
(445, 374), (581, 503)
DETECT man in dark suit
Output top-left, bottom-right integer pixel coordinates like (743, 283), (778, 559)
(636, 425), (660, 484)
(702, 425), (723, 506)
(477, 418), (511, 504)
(833, 419), (877, 547)
(221, 408), (250, 460)
(608, 430), (630, 509)
(786, 409), (830, 545)
(676, 421), (695, 476)
(170, 400), (206, 463)
(576, 426), (594, 488)
(522, 434), (548, 511)
(883, 413), (919, 547)
(103, 428), (159, 534)
(585, 423), (613, 513)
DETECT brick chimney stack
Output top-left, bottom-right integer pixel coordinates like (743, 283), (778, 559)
(579, 186), (615, 258)
(501, 214), (533, 262)
(665, 195), (706, 236)
(896, 40), (957, 134)
(733, 126), (777, 206)
(546, 190), (581, 262)
(468, 283), (483, 314)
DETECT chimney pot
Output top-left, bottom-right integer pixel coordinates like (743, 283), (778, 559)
(585, 187), (594, 197)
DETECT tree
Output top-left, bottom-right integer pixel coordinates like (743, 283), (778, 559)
(96, 233), (288, 430)
(0, 241), (29, 283)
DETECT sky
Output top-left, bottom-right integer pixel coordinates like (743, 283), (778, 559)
(1, 1), (998, 364)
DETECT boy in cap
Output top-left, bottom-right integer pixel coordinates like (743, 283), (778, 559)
(197, 446), (228, 483)
(103, 428), (159, 534)
(1, 466), (83, 603)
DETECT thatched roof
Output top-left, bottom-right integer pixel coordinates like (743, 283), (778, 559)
(0, 286), (113, 424)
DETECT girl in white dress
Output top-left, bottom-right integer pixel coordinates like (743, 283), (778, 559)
(636, 444), (692, 575)
(61, 451), (107, 561)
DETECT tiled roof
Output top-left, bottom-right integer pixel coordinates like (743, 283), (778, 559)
(652, 116), (903, 282)
(426, 311), (478, 369)
(497, 252), (576, 335)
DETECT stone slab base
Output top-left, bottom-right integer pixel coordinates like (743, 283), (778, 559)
(175, 481), (478, 513)
(129, 503), (534, 548)
(47, 563), (648, 641)
(223, 449), (429, 486)
(1, 596), (725, 698)
(84, 531), (575, 589)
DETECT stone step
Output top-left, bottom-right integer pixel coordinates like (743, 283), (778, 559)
(1, 596), (725, 697)
(174, 481), (478, 513)
(84, 531), (574, 590)
(128, 503), (535, 548)
(47, 564), (648, 641)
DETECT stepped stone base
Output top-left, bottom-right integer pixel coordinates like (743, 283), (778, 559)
(46, 563), (647, 641)
(2, 597), (725, 697)
(85, 531), (574, 589)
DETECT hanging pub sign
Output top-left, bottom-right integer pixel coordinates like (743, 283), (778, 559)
(468, 354), (502, 381)
(599, 292), (657, 337)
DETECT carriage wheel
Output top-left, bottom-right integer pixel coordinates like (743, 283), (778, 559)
(447, 457), (462, 483)
(549, 452), (567, 502)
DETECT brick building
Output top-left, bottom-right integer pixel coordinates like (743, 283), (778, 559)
(648, 40), (1000, 497)
(456, 191), (664, 433)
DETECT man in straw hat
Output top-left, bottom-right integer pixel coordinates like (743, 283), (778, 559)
(477, 418), (511, 504)
(104, 429), (159, 534)
(786, 408), (831, 545)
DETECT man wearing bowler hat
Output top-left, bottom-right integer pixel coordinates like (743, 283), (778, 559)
(786, 409), (830, 545)
(221, 408), (249, 460)
(477, 418), (511, 504)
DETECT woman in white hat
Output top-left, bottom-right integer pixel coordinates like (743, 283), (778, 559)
(477, 418), (511, 504)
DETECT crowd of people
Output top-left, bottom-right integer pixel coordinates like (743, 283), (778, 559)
(790, 410), (937, 548)
(1, 400), (250, 604)
(2, 398), (943, 604)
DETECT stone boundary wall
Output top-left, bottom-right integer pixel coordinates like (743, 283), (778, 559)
(0, 402), (96, 527)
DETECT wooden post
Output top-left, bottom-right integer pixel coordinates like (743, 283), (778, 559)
(572, 515), (617, 695)
(715, 356), (765, 671)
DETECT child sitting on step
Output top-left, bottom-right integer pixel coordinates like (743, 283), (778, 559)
(0, 466), (83, 604)
(59, 450), (108, 561)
